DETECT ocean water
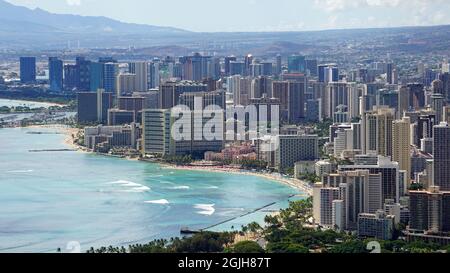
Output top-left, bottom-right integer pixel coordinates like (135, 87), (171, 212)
(0, 127), (301, 253)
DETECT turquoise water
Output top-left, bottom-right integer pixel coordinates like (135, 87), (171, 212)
(0, 127), (301, 253)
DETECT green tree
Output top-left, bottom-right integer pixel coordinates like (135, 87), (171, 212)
(328, 240), (368, 253)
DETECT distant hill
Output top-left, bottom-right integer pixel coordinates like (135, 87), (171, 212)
(1, 0), (450, 54)
(0, 0), (188, 35)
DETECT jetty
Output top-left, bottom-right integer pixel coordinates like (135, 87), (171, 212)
(179, 194), (304, 235)
(29, 149), (77, 153)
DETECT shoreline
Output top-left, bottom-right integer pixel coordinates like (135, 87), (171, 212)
(25, 124), (313, 196)
(0, 98), (67, 107)
(160, 164), (312, 196)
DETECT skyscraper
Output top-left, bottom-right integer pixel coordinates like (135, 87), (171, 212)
(77, 89), (113, 124)
(90, 62), (104, 91)
(433, 122), (450, 191)
(392, 117), (412, 189)
(103, 63), (119, 93)
(276, 54), (282, 75)
(362, 107), (395, 157)
(148, 61), (160, 89)
(430, 93), (445, 123)
(75, 57), (91, 91)
(48, 57), (63, 92)
(224, 56), (237, 76)
(116, 73), (137, 97)
(340, 156), (400, 203)
(128, 62), (148, 92)
(287, 55), (306, 73)
(20, 57), (36, 83)
(318, 64), (338, 83)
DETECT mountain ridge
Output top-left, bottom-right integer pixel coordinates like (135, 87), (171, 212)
(0, 0), (189, 34)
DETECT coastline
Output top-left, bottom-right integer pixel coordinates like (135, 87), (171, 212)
(27, 124), (313, 196)
(160, 164), (312, 196)
(0, 98), (67, 107)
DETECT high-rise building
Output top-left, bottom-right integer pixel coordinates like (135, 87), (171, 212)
(409, 186), (450, 233)
(77, 89), (113, 124)
(274, 135), (319, 171)
(438, 72), (450, 101)
(159, 81), (208, 109)
(180, 53), (212, 81)
(430, 93), (445, 123)
(75, 57), (91, 91)
(362, 106), (395, 157)
(117, 96), (147, 123)
(64, 64), (78, 91)
(386, 63), (395, 84)
(103, 63), (119, 93)
(398, 85), (409, 117)
(229, 61), (245, 76)
(433, 122), (450, 191)
(116, 73), (137, 97)
(128, 62), (148, 92)
(90, 62), (104, 92)
(276, 54), (282, 75)
(272, 79), (306, 123)
(142, 109), (174, 156)
(20, 57), (36, 83)
(314, 170), (383, 230)
(325, 82), (353, 121)
(178, 90), (226, 110)
(318, 64), (338, 83)
(224, 56), (237, 76)
(392, 117), (412, 189)
(340, 155), (400, 203)
(229, 76), (252, 106)
(107, 109), (135, 126)
(306, 59), (318, 77)
(416, 112), (436, 146)
(251, 76), (272, 99)
(148, 61), (160, 89)
(287, 55), (306, 73)
(408, 83), (425, 110)
(48, 57), (63, 92)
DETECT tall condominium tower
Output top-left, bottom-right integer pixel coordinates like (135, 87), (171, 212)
(20, 57), (36, 83)
(128, 62), (148, 92)
(433, 122), (450, 191)
(392, 117), (412, 190)
(48, 57), (63, 92)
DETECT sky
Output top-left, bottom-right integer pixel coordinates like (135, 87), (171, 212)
(5, 0), (450, 32)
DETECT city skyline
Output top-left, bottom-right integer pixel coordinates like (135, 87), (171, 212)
(5, 0), (450, 32)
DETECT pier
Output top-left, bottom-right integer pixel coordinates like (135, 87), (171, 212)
(181, 194), (300, 234)
(26, 131), (63, 135)
(29, 149), (77, 153)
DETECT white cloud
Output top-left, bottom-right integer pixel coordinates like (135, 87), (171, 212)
(66, 0), (81, 6)
(314, 0), (440, 13)
(314, 0), (450, 27)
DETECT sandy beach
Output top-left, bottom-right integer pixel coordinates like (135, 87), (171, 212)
(26, 124), (312, 196)
(25, 124), (83, 151)
(161, 164), (313, 196)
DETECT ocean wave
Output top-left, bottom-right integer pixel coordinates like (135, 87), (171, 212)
(6, 170), (34, 173)
(205, 186), (219, 189)
(106, 180), (151, 193)
(144, 199), (170, 205)
(194, 204), (215, 216)
(169, 186), (190, 190)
